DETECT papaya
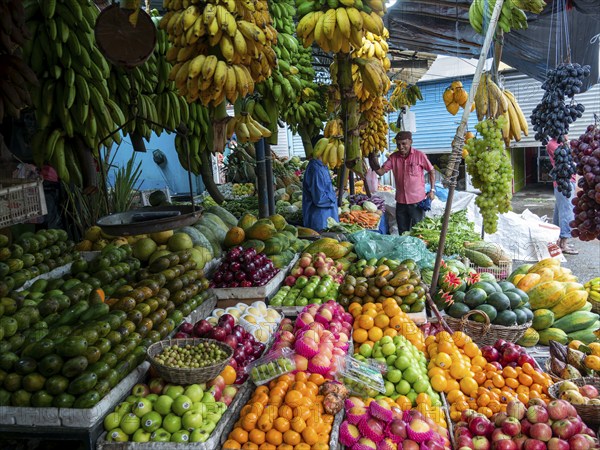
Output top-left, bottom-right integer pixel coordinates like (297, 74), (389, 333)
(238, 213), (258, 231)
(527, 281), (566, 309)
(268, 214), (288, 231)
(531, 309), (555, 331)
(202, 213), (230, 232)
(516, 328), (539, 347)
(303, 238), (349, 259)
(537, 327), (569, 345)
(550, 290), (589, 319)
(567, 321), (600, 344)
(527, 258), (560, 273)
(223, 227), (245, 248)
(245, 222), (277, 241)
(527, 267), (555, 283)
(283, 225), (298, 237)
(516, 273), (543, 293)
(242, 239), (265, 253)
(297, 226), (319, 238)
(263, 237), (284, 256)
(206, 205), (237, 228)
(563, 282), (585, 293)
(552, 311), (599, 333)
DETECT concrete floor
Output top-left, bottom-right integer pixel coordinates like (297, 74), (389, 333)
(510, 183), (600, 283)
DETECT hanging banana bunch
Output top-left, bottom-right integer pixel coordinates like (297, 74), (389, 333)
(160, 0), (278, 107)
(359, 96), (391, 157)
(295, 0), (386, 53)
(390, 80), (423, 110)
(24, 0), (125, 185)
(469, 0), (546, 35)
(227, 96), (272, 144)
(313, 134), (345, 170)
(0, 0), (37, 125)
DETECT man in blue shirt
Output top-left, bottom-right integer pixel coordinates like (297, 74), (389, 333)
(302, 146), (339, 231)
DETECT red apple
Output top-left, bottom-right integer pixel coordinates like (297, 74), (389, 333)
(149, 378), (165, 395)
(404, 440), (420, 450)
(482, 346), (500, 362)
(221, 385), (238, 406)
(457, 436), (474, 449)
(514, 434), (529, 450)
(568, 435), (591, 450)
(455, 426), (473, 440)
(507, 401), (527, 421)
(132, 383), (150, 397)
(473, 436), (491, 450)
(518, 353), (536, 367)
(547, 438), (570, 450)
(581, 427), (596, 437)
(547, 400), (570, 421)
(522, 439), (546, 450)
(521, 419), (533, 436)
(526, 406), (549, 424)
(528, 398), (546, 407)
(529, 423), (552, 442)
(193, 319), (213, 337)
(492, 429), (512, 442)
(564, 403), (578, 418)
(552, 420), (578, 440)
(501, 417), (522, 437)
(494, 339), (509, 352)
(179, 322), (194, 334)
(493, 439), (518, 450)
(567, 418), (583, 436)
(173, 332), (189, 339)
(493, 412), (508, 427)
(579, 385), (599, 399)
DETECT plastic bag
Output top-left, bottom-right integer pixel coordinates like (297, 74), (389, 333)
(347, 232), (436, 267)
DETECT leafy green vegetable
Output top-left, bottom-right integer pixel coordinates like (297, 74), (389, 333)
(325, 218), (364, 234)
(410, 210), (481, 256)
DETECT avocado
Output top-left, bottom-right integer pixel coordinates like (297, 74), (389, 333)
(61, 356), (89, 378)
(73, 390), (100, 408)
(45, 374), (70, 395)
(31, 390), (54, 407)
(67, 372), (98, 395)
(58, 336), (89, 358)
(22, 373), (46, 393)
(21, 339), (56, 360)
(38, 354), (64, 377)
(52, 392), (75, 408)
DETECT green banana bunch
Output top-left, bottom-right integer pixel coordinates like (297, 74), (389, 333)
(23, 0), (125, 185)
(174, 102), (211, 175)
(585, 278), (600, 304)
(469, 0), (543, 35)
(389, 80), (423, 109)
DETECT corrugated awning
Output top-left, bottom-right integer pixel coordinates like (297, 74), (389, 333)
(386, 0), (600, 91)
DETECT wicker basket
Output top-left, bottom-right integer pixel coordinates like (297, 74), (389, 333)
(443, 310), (531, 347)
(591, 300), (600, 315)
(548, 377), (600, 426)
(147, 338), (233, 384)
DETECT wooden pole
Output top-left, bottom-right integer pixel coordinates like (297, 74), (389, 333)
(430, 0), (506, 294)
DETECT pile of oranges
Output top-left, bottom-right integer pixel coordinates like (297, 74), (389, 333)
(349, 299), (425, 353)
(425, 331), (553, 422)
(223, 371), (333, 450)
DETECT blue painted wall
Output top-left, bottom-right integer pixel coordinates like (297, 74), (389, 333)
(388, 77), (480, 153)
(106, 131), (205, 195)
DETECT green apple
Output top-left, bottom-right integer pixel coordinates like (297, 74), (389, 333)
(172, 395), (193, 416)
(395, 380), (411, 395)
(384, 381), (395, 397)
(116, 402), (133, 415)
(355, 354), (366, 362)
(380, 335), (393, 345)
(104, 412), (122, 431)
(406, 391), (417, 404)
(107, 428), (129, 442)
(132, 398), (153, 418)
(164, 385), (185, 400)
(162, 413), (182, 434)
(126, 395), (138, 403)
(374, 357), (387, 365)
(214, 402), (227, 414)
(189, 429), (210, 443)
(132, 429), (151, 443)
(141, 411), (162, 432)
(201, 392), (215, 403)
(381, 342), (396, 356)
(359, 344), (372, 358)
(146, 394), (159, 403)
(184, 384), (204, 403)
(171, 430), (190, 443)
(150, 428), (171, 442)
(372, 348), (383, 359)
(205, 411), (222, 424)
(295, 297), (308, 306)
(394, 356), (411, 371)
(198, 420), (216, 434)
(403, 367), (419, 384)
(153, 395), (174, 416)
(182, 410), (203, 430)
(385, 369), (402, 384)
(413, 379), (429, 394)
(386, 355), (397, 366)
(119, 413), (141, 435)
(190, 402), (204, 412)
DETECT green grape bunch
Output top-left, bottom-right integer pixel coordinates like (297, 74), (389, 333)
(464, 116), (513, 234)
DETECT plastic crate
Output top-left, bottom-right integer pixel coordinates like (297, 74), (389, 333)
(466, 259), (513, 281)
(0, 178), (47, 228)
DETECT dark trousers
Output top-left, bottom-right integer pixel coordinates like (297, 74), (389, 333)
(396, 202), (425, 235)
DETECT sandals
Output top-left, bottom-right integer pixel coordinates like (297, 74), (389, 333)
(561, 246), (579, 255)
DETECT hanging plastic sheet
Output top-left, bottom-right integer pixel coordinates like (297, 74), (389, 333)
(347, 231), (437, 267)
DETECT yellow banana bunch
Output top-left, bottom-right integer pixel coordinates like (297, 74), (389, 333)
(584, 278), (600, 304)
(359, 96), (389, 156)
(324, 118), (344, 138)
(226, 112), (272, 144)
(352, 57), (390, 98)
(160, 0), (278, 107)
(313, 136), (345, 169)
(390, 80), (423, 109)
(503, 89), (529, 144)
(472, 73), (509, 121)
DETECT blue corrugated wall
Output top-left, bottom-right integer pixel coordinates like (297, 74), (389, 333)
(388, 77), (480, 153)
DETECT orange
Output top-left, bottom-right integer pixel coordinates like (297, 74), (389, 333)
(460, 377), (478, 395)
(477, 393), (491, 407)
(242, 413), (259, 432)
(266, 429), (283, 446)
(221, 365), (237, 385)
(446, 389), (464, 403)
(301, 428), (319, 445)
(374, 314), (390, 328)
(445, 379), (460, 393)
(285, 390), (303, 408)
(384, 328), (397, 338)
(277, 445), (294, 450)
(295, 372), (308, 382)
(294, 444), (311, 450)
(242, 443), (259, 450)
(308, 373), (325, 386)
(430, 374), (448, 392)
(487, 400), (501, 413)
(478, 406), (493, 418)
(283, 430), (301, 446)
(255, 386), (270, 396)
(492, 374), (505, 388)
(434, 352), (452, 369)
(224, 439), (242, 449)
(368, 326), (383, 342)
(396, 395), (412, 411)
(384, 303), (401, 317)
(358, 315), (374, 329)
(472, 355), (487, 368)
(463, 342), (480, 358)
(290, 417), (307, 433)
(258, 414), (274, 432)
(522, 363), (535, 375)
(449, 362), (469, 379)
(312, 444), (329, 450)
(278, 405), (293, 421)
(269, 394), (284, 407)
(505, 378), (519, 389)
(249, 429), (266, 445)
(473, 371), (487, 385)
(353, 329), (368, 343)
(452, 331), (471, 347)
(502, 366), (518, 379)
(259, 444), (276, 450)
(518, 373), (533, 387)
(517, 393), (529, 404)
(231, 427), (249, 444)
(274, 417), (290, 433)
(454, 400), (470, 412)
(294, 406), (311, 421)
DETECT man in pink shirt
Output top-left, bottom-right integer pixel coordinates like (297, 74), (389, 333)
(373, 131), (436, 234)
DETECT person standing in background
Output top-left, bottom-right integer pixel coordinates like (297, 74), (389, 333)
(372, 131), (436, 234)
(302, 144), (339, 231)
(546, 137), (578, 255)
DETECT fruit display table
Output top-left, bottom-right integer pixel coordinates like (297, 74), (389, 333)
(0, 362), (149, 450)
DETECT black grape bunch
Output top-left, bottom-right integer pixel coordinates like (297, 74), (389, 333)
(569, 122), (600, 241)
(549, 139), (577, 197)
